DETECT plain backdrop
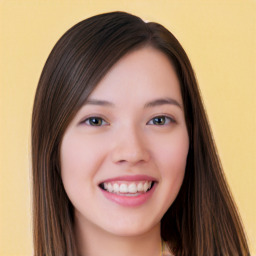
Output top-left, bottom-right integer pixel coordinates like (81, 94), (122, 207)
(0, 0), (255, 255)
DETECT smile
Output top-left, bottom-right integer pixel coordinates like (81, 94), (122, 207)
(99, 181), (154, 195)
(98, 175), (157, 206)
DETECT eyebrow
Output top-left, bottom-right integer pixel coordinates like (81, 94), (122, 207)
(84, 97), (182, 109)
(144, 97), (182, 109)
(85, 99), (115, 106)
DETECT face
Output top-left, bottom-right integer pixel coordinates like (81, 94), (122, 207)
(60, 47), (189, 238)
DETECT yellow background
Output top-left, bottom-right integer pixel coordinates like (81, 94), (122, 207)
(0, 0), (255, 255)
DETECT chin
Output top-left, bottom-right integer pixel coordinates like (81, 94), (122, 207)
(102, 218), (160, 238)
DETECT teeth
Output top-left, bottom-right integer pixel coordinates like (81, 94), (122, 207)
(143, 181), (149, 192)
(128, 183), (137, 193)
(137, 182), (144, 192)
(113, 183), (119, 193)
(102, 181), (153, 194)
(107, 183), (113, 193)
(120, 184), (128, 193)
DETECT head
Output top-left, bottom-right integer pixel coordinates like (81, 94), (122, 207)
(32, 11), (249, 256)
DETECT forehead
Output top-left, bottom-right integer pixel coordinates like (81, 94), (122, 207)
(87, 46), (182, 105)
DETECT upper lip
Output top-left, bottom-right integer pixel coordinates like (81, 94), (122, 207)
(99, 175), (157, 184)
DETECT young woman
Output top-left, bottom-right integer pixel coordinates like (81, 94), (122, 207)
(31, 11), (250, 256)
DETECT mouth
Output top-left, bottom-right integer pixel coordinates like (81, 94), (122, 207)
(98, 175), (157, 206)
(99, 180), (155, 196)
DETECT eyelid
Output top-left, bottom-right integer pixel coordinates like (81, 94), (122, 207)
(80, 116), (110, 126)
(146, 115), (176, 125)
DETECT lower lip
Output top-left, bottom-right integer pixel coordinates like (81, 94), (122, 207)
(100, 184), (156, 207)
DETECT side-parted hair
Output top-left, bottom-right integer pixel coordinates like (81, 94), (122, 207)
(32, 11), (250, 256)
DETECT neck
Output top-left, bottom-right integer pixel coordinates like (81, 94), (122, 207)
(74, 217), (162, 256)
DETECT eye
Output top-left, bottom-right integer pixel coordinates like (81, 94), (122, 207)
(147, 116), (175, 125)
(84, 117), (108, 126)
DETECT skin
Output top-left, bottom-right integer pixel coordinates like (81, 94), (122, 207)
(60, 46), (189, 256)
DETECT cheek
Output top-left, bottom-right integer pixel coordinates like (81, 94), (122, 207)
(60, 132), (107, 214)
(60, 135), (85, 202)
(156, 130), (189, 173)
(60, 132), (96, 197)
(153, 130), (189, 196)
(60, 130), (111, 203)
(60, 136), (86, 180)
(60, 132), (104, 178)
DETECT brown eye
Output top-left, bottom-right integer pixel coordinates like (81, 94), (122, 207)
(147, 116), (174, 126)
(85, 117), (107, 126)
(153, 116), (166, 125)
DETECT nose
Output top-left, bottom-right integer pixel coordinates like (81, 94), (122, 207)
(111, 126), (150, 165)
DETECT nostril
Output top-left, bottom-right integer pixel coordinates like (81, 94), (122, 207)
(119, 160), (126, 163)
(111, 148), (150, 165)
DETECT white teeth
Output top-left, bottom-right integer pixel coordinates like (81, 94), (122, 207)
(143, 181), (149, 192)
(137, 182), (144, 192)
(128, 183), (137, 193)
(113, 183), (119, 193)
(120, 184), (128, 193)
(102, 181), (153, 194)
(107, 183), (113, 192)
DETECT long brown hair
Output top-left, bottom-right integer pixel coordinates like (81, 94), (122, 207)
(32, 11), (250, 255)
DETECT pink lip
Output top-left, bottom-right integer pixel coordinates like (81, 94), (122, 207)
(100, 175), (156, 183)
(99, 182), (157, 207)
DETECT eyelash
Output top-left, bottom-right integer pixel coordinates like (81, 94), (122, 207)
(82, 115), (176, 127)
(83, 117), (109, 126)
(146, 115), (175, 125)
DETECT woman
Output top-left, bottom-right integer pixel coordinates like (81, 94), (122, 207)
(31, 11), (250, 256)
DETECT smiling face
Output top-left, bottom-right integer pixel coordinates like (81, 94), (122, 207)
(60, 46), (189, 238)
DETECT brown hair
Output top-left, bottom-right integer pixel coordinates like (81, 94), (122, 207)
(32, 11), (250, 256)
